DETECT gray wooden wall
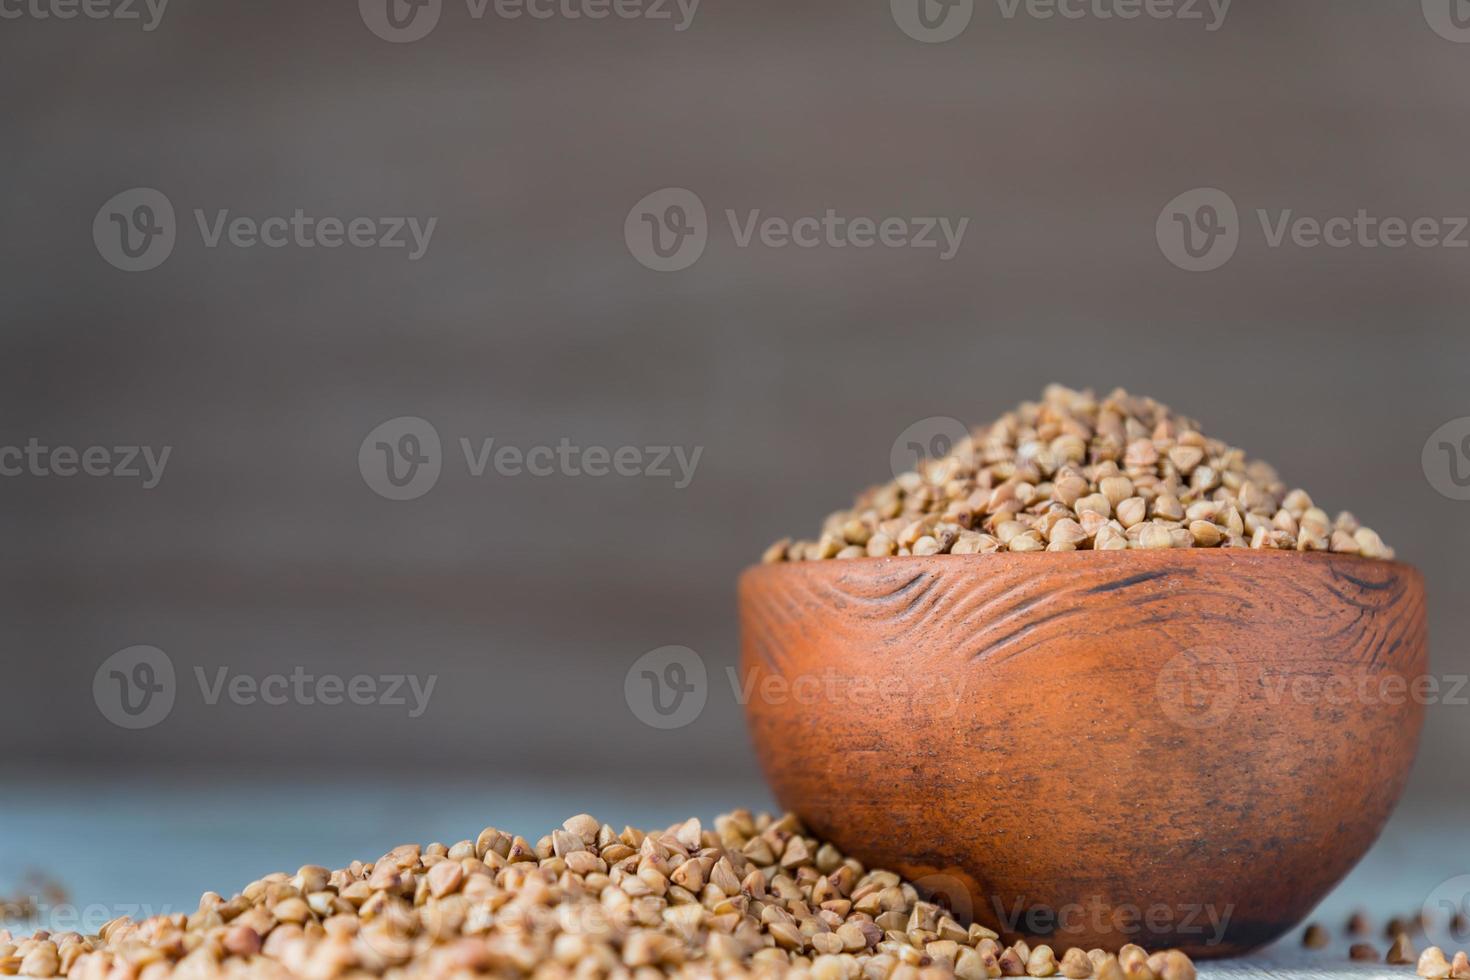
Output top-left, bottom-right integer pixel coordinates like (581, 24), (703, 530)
(2, 0), (1467, 803)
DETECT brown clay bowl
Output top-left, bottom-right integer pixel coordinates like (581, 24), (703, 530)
(738, 550), (1427, 958)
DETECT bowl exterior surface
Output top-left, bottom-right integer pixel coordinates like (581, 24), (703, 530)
(738, 551), (1428, 958)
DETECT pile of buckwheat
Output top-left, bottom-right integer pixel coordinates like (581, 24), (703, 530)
(0, 811), (1200, 980)
(765, 386), (1393, 562)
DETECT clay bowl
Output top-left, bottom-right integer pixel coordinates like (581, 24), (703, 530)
(738, 550), (1427, 958)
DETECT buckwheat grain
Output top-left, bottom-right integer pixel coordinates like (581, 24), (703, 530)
(766, 387), (1393, 562)
(5, 811), (1198, 980)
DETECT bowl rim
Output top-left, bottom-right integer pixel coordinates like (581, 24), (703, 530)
(740, 547), (1419, 580)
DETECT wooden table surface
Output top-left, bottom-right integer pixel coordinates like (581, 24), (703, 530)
(2, 776), (1462, 979)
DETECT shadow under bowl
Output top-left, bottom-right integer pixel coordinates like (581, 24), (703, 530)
(738, 550), (1427, 958)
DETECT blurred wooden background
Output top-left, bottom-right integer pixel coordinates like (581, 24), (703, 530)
(0, 0), (1467, 807)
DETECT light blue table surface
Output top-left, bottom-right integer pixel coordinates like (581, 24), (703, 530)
(2, 776), (1464, 979)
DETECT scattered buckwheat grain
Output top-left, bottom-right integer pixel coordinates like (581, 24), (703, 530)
(765, 386), (1393, 562)
(1419, 947), (1453, 979)
(1059, 948), (1093, 979)
(1, 811), (1199, 980)
(1302, 924), (1329, 949)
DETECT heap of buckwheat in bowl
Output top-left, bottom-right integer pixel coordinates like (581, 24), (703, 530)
(764, 385), (1393, 562)
(0, 811), (1199, 980)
